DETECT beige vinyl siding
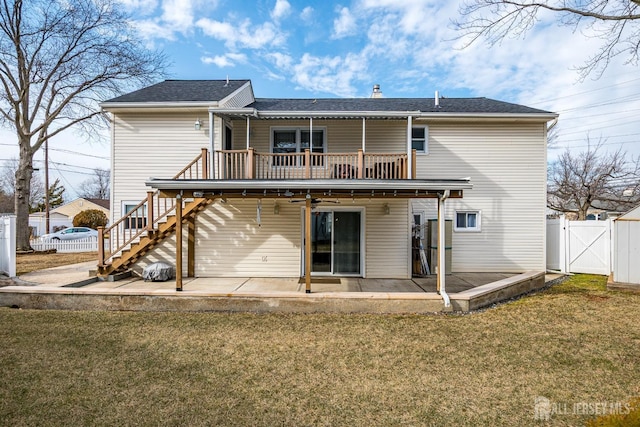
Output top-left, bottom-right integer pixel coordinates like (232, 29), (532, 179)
(365, 199), (411, 278)
(111, 112), (210, 221)
(133, 198), (411, 278)
(194, 199), (301, 277)
(412, 122), (547, 272)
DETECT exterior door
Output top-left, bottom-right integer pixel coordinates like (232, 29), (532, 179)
(308, 210), (361, 276)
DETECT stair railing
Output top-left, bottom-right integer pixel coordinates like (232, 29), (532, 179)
(98, 148), (209, 267)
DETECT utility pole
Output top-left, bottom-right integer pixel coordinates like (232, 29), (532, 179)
(44, 136), (49, 235)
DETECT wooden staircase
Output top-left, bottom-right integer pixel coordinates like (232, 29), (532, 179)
(97, 148), (211, 277)
(98, 198), (213, 276)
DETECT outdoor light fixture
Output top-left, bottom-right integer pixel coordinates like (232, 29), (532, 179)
(384, 203), (390, 215)
(194, 118), (202, 130)
(274, 202), (280, 215)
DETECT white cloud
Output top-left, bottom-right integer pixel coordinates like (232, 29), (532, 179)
(128, 0), (220, 40)
(132, 19), (178, 41)
(271, 0), (291, 21)
(201, 52), (248, 67)
(292, 52), (368, 97)
(196, 18), (285, 49)
(332, 7), (357, 39)
(161, 0), (195, 30)
(266, 52), (294, 69)
(300, 6), (314, 23)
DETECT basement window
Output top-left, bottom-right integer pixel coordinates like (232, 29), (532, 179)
(454, 210), (480, 232)
(122, 202), (147, 230)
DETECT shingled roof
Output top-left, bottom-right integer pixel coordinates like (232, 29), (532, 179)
(103, 79), (554, 115)
(104, 80), (250, 103)
(249, 97), (552, 115)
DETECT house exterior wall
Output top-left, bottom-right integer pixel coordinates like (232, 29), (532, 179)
(133, 198), (411, 278)
(111, 111), (210, 221)
(112, 112), (547, 276)
(53, 198), (109, 220)
(411, 122), (547, 272)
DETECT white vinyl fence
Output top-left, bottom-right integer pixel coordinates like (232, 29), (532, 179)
(1, 215), (16, 277)
(30, 236), (99, 253)
(547, 216), (614, 275)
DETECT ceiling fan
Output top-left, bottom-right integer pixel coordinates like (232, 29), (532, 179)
(290, 198), (340, 208)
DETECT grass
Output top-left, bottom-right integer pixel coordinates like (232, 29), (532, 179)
(15, 251), (97, 275)
(0, 274), (639, 426)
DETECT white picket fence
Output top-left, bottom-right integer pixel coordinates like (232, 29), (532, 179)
(546, 216), (614, 275)
(1, 215), (16, 277)
(30, 236), (99, 253)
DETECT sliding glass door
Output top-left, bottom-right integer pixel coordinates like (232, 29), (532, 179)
(308, 210), (361, 276)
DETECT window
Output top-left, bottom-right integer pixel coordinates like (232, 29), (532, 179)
(271, 127), (326, 166)
(413, 212), (425, 239)
(455, 211), (481, 232)
(411, 126), (428, 154)
(123, 202), (147, 230)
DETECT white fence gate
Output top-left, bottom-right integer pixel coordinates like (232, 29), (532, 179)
(546, 216), (613, 275)
(30, 236), (99, 253)
(0, 215), (16, 277)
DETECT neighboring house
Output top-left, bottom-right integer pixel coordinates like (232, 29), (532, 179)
(99, 80), (557, 290)
(29, 197), (110, 237)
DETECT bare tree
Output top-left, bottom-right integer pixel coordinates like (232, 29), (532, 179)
(547, 140), (640, 219)
(0, 0), (167, 250)
(454, 0), (640, 78)
(78, 168), (110, 200)
(0, 158), (44, 212)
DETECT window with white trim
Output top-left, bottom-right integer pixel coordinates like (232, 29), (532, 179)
(411, 126), (428, 154)
(271, 127), (326, 166)
(122, 202), (147, 230)
(454, 210), (481, 232)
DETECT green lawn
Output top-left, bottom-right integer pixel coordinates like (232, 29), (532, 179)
(0, 275), (638, 426)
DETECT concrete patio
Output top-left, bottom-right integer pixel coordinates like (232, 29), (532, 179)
(0, 261), (561, 313)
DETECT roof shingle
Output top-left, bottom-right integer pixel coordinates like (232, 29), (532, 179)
(104, 80), (250, 103)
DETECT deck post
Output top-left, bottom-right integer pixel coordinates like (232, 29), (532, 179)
(305, 197), (312, 293)
(97, 226), (104, 267)
(246, 148), (254, 179)
(304, 149), (311, 178)
(201, 147), (208, 179)
(146, 191), (154, 232)
(407, 116), (413, 179)
(357, 149), (364, 179)
(176, 194), (183, 291)
(188, 216), (195, 277)
(411, 149), (417, 179)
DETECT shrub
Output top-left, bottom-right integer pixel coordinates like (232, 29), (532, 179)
(73, 209), (108, 229)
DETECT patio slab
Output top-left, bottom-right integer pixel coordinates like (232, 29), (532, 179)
(0, 262), (558, 313)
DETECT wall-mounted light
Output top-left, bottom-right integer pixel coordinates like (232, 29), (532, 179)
(384, 203), (390, 215)
(194, 118), (202, 131)
(274, 202), (280, 215)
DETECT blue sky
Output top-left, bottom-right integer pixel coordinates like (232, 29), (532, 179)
(2, 0), (639, 200)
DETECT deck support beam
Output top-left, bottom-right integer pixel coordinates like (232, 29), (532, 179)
(305, 197), (312, 293)
(176, 194), (183, 291)
(187, 216), (195, 277)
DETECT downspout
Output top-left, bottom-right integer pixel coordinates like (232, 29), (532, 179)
(438, 190), (451, 307)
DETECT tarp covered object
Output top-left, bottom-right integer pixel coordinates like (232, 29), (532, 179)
(142, 262), (175, 282)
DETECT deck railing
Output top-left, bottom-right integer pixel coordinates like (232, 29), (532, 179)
(98, 148), (209, 267)
(214, 149), (416, 180)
